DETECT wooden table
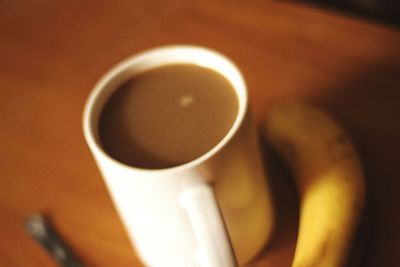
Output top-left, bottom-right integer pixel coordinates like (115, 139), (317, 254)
(1, 1), (399, 266)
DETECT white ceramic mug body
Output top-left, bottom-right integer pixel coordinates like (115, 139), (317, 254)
(83, 46), (274, 267)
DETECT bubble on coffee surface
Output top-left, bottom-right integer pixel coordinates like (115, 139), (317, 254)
(179, 94), (194, 107)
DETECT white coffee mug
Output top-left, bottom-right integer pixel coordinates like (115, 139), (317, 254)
(83, 46), (274, 267)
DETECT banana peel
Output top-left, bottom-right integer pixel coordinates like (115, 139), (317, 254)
(263, 102), (366, 267)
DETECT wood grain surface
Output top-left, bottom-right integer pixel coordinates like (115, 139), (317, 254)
(1, 1), (399, 266)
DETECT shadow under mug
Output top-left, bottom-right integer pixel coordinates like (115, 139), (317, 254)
(83, 45), (275, 267)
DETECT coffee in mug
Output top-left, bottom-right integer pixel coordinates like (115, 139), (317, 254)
(98, 64), (239, 169)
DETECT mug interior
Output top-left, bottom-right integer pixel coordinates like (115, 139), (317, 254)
(83, 45), (248, 172)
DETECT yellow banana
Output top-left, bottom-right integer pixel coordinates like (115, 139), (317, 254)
(263, 103), (366, 267)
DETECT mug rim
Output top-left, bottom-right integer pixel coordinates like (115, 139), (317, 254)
(83, 45), (248, 174)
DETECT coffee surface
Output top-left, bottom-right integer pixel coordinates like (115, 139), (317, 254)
(98, 64), (239, 169)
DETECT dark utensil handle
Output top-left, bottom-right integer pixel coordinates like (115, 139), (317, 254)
(25, 214), (84, 267)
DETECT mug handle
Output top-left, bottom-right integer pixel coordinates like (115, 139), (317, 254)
(179, 183), (237, 267)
